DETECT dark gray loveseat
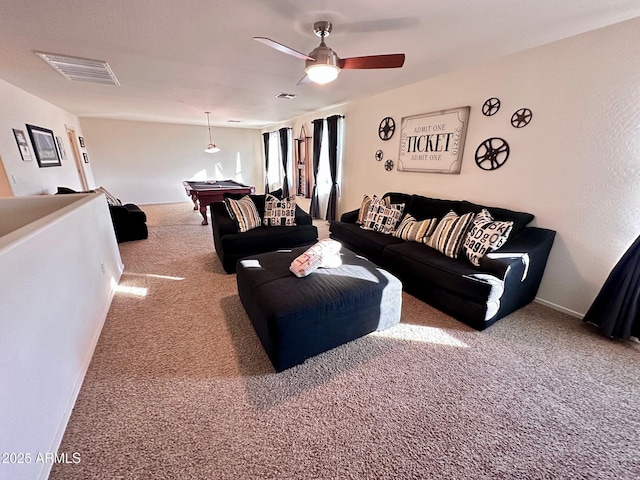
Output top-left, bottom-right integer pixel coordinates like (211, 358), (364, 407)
(210, 190), (318, 273)
(329, 192), (556, 330)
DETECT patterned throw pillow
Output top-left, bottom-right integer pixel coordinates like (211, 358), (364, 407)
(263, 193), (297, 226)
(463, 209), (514, 266)
(289, 239), (343, 278)
(393, 214), (439, 243)
(224, 195), (261, 232)
(95, 186), (122, 206)
(428, 210), (475, 258)
(361, 197), (405, 234)
(356, 194), (390, 225)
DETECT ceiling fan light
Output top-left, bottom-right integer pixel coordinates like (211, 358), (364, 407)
(305, 64), (339, 84)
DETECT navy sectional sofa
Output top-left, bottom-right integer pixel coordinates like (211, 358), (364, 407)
(329, 192), (556, 330)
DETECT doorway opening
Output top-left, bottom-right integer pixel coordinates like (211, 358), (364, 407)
(66, 127), (89, 190)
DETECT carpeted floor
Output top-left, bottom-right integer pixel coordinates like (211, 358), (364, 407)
(51, 202), (640, 479)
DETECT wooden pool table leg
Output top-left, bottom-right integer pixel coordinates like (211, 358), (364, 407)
(199, 202), (208, 225)
(189, 193), (198, 210)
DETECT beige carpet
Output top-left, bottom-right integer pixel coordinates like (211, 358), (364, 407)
(51, 202), (640, 479)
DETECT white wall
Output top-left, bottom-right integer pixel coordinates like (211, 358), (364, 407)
(0, 79), (94, 196)
(80, 118), (263, 205)
(276, 17), (640, 317)
(0, 194), (123, 480)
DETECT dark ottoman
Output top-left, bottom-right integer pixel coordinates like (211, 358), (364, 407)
(236, 246), (402, 372)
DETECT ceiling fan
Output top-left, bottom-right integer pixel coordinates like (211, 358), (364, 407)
(254, 21), (405, 85)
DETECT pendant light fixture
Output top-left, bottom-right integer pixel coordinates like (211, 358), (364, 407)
(204, 111), (220, 153)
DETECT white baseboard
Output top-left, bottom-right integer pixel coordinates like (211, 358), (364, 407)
(534, 297), (584, 319)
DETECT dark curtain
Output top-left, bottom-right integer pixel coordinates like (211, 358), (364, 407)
(325, 115), (343, 221)
(583, 234), (640, 340)
(309, 119), (324, 218)
(262, 132), (270, 194)
(279, 128), (290, 197)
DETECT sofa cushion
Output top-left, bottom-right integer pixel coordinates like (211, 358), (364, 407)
(224, 195), (261, 232)
(362, 197), (405, 234)
(382, 242), (504, 305)
(329, 221), (404, 261)
(123, 203), (147, 222)
(392, 214), (438, 243)
(405, 194), (461, 221)
(220, 225), (318, 255)
(428, 210), (475, 258)
(263, 193), (297, 226)
(458, 200), (533, 237)
(463, 209), (514, 266)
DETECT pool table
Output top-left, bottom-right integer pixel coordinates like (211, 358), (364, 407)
(183, 180), (255, 225)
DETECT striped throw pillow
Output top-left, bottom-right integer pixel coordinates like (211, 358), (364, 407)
(224, 195), (261, 232)
(263, 193), (297, 226)
(463, 209), (514, 266)
(428, 210), (475, 258)
(393, 214), (439, 243)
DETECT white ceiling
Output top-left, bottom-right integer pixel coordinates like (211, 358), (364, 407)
(1, 0), (639, 129)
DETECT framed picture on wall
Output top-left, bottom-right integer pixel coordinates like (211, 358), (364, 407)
(26, 124), (61, 167)
(55, 136), (67, 160)
(83, 153), (89, 163)
(79, 136), (85, 148)
(12, 128), (33, 161)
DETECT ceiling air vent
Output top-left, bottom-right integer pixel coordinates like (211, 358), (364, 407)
(35, 52), (120, 86)
(227, 120), (242, 123)
(275, 93), (297, 99)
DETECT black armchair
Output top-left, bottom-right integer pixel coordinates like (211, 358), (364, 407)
(56, 186), (148, 243)
(210, 191), (318, 273)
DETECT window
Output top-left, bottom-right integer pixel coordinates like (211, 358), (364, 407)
(266, 130), (293, 193)
(267, 131), (281, 191)
(313, 115), (343, 219)
(316, 122), (332, 213)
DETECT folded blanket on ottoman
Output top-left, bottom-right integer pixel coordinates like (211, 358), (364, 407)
(289, 239), (342, 277)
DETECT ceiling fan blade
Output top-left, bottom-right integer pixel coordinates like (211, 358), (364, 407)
(253, 37), (314, 61)
(339, 54), (405, 69)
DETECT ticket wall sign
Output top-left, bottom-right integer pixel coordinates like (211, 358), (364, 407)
(398, 106), (470, 174)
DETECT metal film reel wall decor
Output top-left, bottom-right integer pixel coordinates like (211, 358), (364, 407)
(511, 108), (532, 128)
(482, 97), (501, 116)
(475, 137), (510, 171)
(378, 117), (395, 140)
(385, 159), (394, 171)
(375, 149), (383, 161)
